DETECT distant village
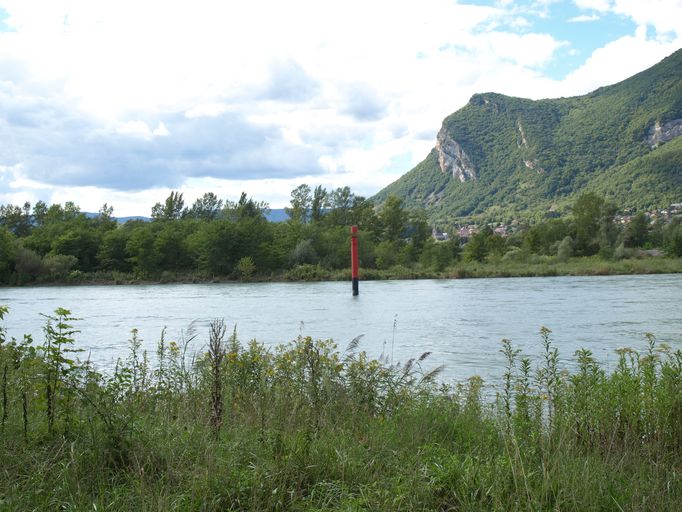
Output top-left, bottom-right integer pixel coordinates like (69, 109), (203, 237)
(432, 203), (682, 242)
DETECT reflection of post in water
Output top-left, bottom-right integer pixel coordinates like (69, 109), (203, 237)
(351, 225), (359, 296)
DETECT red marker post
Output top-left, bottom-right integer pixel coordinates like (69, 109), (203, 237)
(351, 225), (359, 296)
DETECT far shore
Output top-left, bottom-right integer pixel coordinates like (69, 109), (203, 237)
(3, 256), (681, 287)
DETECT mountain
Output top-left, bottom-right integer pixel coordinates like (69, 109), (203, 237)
(84, 212), (151, 223)
(266, 208), (290, 222)
(374, 49), (682, 225)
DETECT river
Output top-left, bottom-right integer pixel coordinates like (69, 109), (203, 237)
(1, 274), (681, 385)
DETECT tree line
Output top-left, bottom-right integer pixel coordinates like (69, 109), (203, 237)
(0, 187), (680, 284)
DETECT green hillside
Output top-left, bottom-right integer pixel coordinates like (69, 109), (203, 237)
(375, 49), (682, 224)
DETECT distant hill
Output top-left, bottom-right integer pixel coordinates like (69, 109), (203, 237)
(266, 208), (289, 222)
(374, 49), (682, 225)
(84, 212), (151, 223)
(115, 215), (151, 223)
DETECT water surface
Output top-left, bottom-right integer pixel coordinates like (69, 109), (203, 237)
(1, 274), (681, 384)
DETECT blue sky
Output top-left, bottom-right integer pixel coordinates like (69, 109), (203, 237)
(0, 8), (9, 31)
(0, 0), (680, 216)
(526, 3), (638, 78)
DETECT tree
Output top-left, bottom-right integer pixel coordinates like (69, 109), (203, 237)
(646, 219), (665, 249)
(234, 192), (269, 222)
(222, 193), (269, 223)
(571, 193), (616, 257)
(154, 222), (194, 272)
(236, 256), (255, 280)
(285, 184), (311, 224)
(126, 224), (159, 274)
(98, 227), (133, 271)
(21, 203), (89, 258)
(0, 227), (15, 282)
(43, 254), (78, 278)
(326, 186), (353, 226)
(406, 209), (431, 255)
(380, 195), (407, 243)
(572, 193), (602, 256)
(463, 226), (494, 262)
(310, 185), (328, 223)
(624, 212), (649, 248)
(420, 238), (460, 271)
(187, 221), (236, 275)
(663, 219), (682, 257)
(63, 201), (81, 219)
(51, 229), (100, 271)
(375, 240), (401, 269)
(93, 203), (117, 231)
(349, 196), (381, 237)
(187, 192), (223, 221)
(98, 203), (114, 220)
(151, 191), (185, 221)
(13, 245), (44, 283)
(556, 236), (574, 262)
(0, 202), (32, 237)
(32, 200), (48, 227)
(315, 226), (350, 269)
(232, 216), (275, 271)
(521, 219), (570, 255)
(289, 239), (318, 267)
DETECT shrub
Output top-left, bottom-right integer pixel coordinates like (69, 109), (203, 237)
(556, 235), (573, 262)
(236, 256), (255, 280)
(43, 254), (78, 278)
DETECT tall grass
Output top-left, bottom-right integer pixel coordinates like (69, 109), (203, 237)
(0, 305), (680, 510)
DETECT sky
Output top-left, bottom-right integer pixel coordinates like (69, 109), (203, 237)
(0, 0), (681, 217)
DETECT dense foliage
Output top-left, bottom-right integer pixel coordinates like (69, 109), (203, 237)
(1, 188), (681, 284)
(376, 49), (682, 225)
(0, 188), (431, 284)
(0, 306), (680, 510)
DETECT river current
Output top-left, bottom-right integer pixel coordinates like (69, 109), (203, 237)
(1, 274), (681, 384)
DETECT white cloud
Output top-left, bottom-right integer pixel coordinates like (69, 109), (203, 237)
(0, 164), (50, 209)
(569, 14), (601, 22)
(573, 0), (682, 35)
(612, 0), (682, 36)
(185, 103), (230, 119)
(114, 120), (169, 139)
(558, 29), (682, 96)
(510, 16), (532, 28)
(0, 0), (679, 214)
(481, 32), (567, 67)
(116, 121), (152, 139)
(573, 0), (612, 12)
(152, 122), (170, 137)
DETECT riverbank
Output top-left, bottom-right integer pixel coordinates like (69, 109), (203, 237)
(4, 255), (682, 287)
(1, 308), (680, 511)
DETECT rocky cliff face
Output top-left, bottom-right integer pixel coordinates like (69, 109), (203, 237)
(647, 119), (682, 147)
(523, 159), (545, 173)
(517, 121), (544, 173)
(517, 120), (528, 148)
(435, 127), (476, 182)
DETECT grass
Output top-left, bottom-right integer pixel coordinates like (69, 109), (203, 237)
(0, 306), (681, 510)
(446, 256), (682, 279)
